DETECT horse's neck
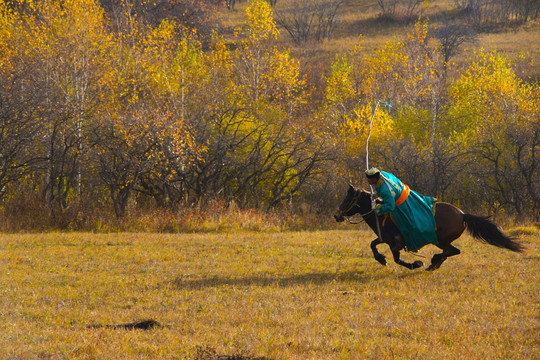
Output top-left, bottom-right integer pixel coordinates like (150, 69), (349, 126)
(362, 211), (378, 231)
(355, 193), (376, 223)
(356, 194), (378, 233)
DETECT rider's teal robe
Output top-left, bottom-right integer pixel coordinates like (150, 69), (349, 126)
(373, 171), (438, 251)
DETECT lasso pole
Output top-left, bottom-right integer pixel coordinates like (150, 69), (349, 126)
(365, 100), (380, 171)
(365, 100), (391, 244)
(365, 100), (392, 171)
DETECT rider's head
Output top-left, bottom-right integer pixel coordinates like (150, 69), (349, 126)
(365, 168), (381, 185)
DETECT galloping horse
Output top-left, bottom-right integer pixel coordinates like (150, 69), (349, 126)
(334, 185), (524, 270)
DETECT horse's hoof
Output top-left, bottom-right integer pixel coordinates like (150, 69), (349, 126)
(376, 257), (387, 266)
(413, 260), (423, 269)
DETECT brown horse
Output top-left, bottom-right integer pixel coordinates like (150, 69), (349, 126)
(334, 185), (524, 270)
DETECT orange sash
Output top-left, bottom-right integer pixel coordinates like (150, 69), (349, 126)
(395, 184), (410, 207)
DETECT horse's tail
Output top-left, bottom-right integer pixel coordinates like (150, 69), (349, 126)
(463, 214), (524, 252)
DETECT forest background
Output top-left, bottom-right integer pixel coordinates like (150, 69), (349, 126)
(0, 0), (539, 231)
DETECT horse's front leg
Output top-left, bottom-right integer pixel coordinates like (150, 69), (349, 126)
(390, 248), (423, 270)
(370, 238), (387, 266)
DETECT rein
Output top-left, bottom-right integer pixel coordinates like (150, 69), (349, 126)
(345, 209), (375, 224)
(340, 191), (376, 224)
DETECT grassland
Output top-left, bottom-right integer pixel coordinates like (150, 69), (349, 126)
(217, 0), (540, 80)
(1, 228), (538, 359)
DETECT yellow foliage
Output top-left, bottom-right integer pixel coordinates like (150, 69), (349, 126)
(231, 1), (306, 111)
(244, 0), (279, 42)
(345, 103), (394, 156)
(449, 49), (539, 140)
(0, 2), (15, 70)
(142, 19), (205, 101)
(324, 55), (355, 109)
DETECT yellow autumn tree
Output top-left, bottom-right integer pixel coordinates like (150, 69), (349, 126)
(0, 0), (116, 216)
(180, 0), (321, 209)
(0, 2), (47, 204)
(235, 0), (315, 208)
(233, 0), (305, 111)
(89, 12), (207, 214)
(449, 50), (540, 216)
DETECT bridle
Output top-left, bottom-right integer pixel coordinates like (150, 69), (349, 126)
(338, 190), (376, 224)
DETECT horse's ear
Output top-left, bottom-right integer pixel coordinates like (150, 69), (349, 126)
(348, 183), (356, 192)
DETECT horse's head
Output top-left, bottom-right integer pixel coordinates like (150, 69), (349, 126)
(334, 184), (372, 222)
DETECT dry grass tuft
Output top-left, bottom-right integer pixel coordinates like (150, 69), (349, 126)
(508, 226), (540, 237)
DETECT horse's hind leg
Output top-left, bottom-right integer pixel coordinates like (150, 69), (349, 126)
(427, 244), (461, 271)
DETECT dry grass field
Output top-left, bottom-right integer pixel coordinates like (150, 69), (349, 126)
(1, 228), (538, 359)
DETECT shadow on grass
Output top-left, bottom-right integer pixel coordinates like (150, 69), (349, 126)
(338, 16), (412, 38)
(194, 345), (271, 360)
(334, 7), (469, 40)
(170, 269), (422, 290)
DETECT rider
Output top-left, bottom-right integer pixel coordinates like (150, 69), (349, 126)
(365, 168), (438, 251)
